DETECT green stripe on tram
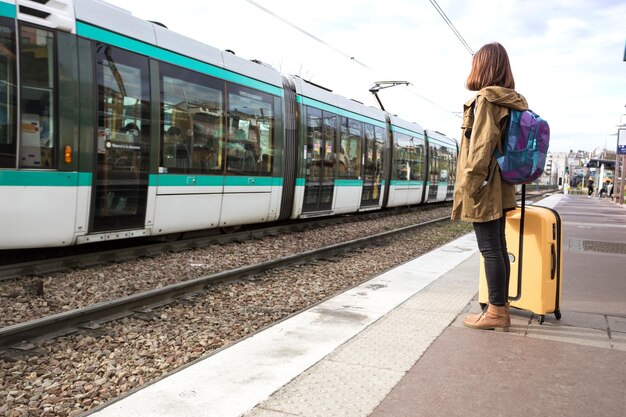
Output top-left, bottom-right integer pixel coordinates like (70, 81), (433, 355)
(76, 22), (283, 98)
(428, 137), (453, 147)
(295, 178), (384, 187)
(154, 175), (282, 187)
(391, 125), (425, 138)
(335, 179), (362, 187)
(155, 175), (223, 187)
(0, 171), (92, 186)
(224, 176), (282, 186)
(0, 1), (15, 18)
(297, 96), (386, 128)
(389, 180), (424, 186)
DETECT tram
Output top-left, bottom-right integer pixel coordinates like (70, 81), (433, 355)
(0, 0), (457, 249)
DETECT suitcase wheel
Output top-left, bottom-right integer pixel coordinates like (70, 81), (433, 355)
(554, 310), (561, 320)
(538, 315), (545, 325)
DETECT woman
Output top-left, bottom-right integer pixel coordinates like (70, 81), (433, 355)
(451, 42), (528, 331)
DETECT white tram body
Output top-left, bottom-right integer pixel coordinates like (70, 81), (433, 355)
(290, 76), (389, 218)
(0, 0), (458, 249)
(424, 129), (458, 203)
(385, 116), (427, 208)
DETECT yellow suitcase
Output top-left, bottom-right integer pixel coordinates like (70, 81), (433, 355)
(479, 203), (563, 324)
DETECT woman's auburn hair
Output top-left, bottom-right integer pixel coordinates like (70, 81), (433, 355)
(466, 42), (515, 91)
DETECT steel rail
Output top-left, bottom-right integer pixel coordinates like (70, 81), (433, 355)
(0, 204), (451, 281)
(0, 216), (451, 351)
(0, 189), (555, 281)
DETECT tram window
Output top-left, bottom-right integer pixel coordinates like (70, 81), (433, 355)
(363, 124), (384, 174)
(19, 26), (55, 168)
(363, 123), (375, 180)
(227, 84), (275, 176)
(339, 117), (362, 180)
(430, 145), (439, 182)
(412, 139), (423, 181)
(393, 132), (423, 181)
(322, 111), (337, 177)
(305, 106), (323, 177)
(450, 147), (457, 183)
(374, 126), (385, 179)
(0, 20), (16, 168)
(160, 63), (224, 174)
(439, 146), (451, 182)
(96, 45), (150, 173)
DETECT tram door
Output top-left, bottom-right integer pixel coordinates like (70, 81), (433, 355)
(427, 144), (439, 201)
(92, 45), (151, 232)
(361, 124), (384, 207)
(302, 108), (336, 213)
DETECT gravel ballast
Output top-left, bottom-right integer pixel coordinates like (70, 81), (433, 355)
(1, 210), (473, 417)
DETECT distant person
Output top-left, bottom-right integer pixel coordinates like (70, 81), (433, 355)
(587, 178), (594, 197)
(599, 179), (610, 198)
(608, 181), (614, 197)
(451, 42), (528, 332)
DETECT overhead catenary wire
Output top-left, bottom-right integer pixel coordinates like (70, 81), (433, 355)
(245, 0), (460, 118)
(428, 0), (474, 56)
(405, 85), (460, 117)
(245, 0), (371, 70)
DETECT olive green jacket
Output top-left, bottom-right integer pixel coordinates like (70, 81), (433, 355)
(451, 86), (528, 223)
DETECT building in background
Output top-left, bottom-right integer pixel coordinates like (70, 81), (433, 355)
(541, 151), (567, 189)
(551, 148), (616, 193)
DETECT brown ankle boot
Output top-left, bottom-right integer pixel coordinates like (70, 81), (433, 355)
(463, 304), (510, 331)
(464, 304), (487, 322)
(505, 302), (511, 327)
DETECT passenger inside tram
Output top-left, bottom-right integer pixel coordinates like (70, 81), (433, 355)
(121, 122), (140, 137)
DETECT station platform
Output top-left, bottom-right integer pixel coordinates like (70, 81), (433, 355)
(89, 194), (626, 417)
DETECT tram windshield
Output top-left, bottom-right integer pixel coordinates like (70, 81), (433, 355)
(19, 25), (56, 168)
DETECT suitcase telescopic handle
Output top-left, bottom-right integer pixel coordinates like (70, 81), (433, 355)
(509, 184), (525, 301)
(550, 244), (556, 280)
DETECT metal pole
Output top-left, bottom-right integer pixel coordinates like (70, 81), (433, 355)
(613, 155), (626, 204)
(372, 92), (385, 111)
(368, 81), (411, 111)
(615, 152), (621, 203)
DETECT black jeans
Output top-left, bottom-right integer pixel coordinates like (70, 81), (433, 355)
(473, 216), (510, 306)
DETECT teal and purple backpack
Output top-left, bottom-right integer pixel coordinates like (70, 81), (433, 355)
(496, 109), (550, 184)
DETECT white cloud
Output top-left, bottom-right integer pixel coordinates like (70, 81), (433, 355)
(102, 0), (626, 152)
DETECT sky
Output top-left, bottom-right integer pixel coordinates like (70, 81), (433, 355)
(102, 0), (626, 153)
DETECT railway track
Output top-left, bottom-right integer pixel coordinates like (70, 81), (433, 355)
(0, 216), (449, 353)
(0, 188), (556, 281)
(0, 191), (557, 353)
(0, 204), (450, 281)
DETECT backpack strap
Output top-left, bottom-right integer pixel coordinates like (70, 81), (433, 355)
(497, 110), (511, 156)
(474, 96), (508, 157)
